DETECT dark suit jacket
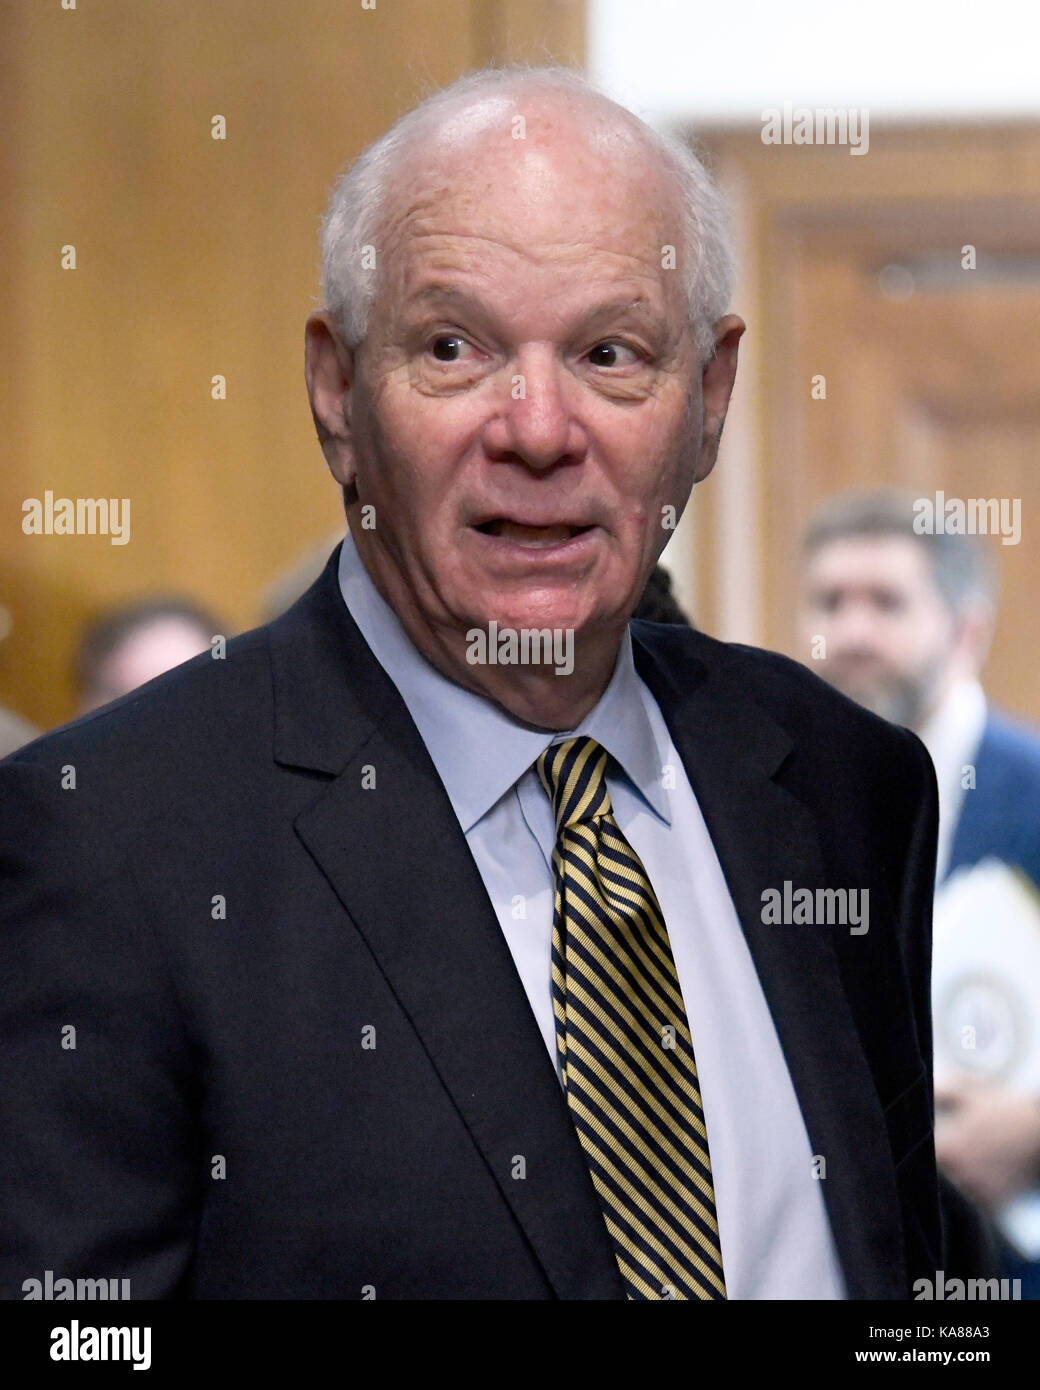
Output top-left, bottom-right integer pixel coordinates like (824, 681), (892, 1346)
(946, 711), (1040, 891)
(0, 547), (944, 1299)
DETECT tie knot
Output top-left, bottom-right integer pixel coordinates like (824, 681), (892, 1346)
(536, 736), (612, 830)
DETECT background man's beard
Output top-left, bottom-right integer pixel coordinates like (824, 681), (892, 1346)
(822, 668), (937, 731)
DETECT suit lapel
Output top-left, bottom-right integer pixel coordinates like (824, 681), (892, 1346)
(267, 555), (904, 1298)
(632, 624), (907, 1298)
(269, 553), (625, 1299)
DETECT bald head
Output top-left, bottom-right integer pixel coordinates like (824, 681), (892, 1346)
(319, 66), (734, 364)
(395, 73), (664, 167)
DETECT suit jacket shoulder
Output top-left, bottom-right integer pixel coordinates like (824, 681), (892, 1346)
(949, 708), (1040, 888)
(630, 617), (937, 827)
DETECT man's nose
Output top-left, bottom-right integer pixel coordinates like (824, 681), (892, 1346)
(481, 349), (587, 470)
(827, 601), (883, 651)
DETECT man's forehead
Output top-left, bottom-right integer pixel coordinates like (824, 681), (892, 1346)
(383, 126), (680, 267)
(810, 535), (933, 588)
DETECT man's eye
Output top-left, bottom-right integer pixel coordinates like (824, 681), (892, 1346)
(428, 335), (471, 362)
(587, 341), (640, 368)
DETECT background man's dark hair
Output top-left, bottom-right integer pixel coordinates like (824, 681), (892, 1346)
(634, 564), (694, 627)
(75, 597), (223, 701)
(803, 488), (999, 613)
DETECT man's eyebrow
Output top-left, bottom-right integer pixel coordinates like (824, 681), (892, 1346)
(580, 297), (667, 329)
(404, 284), (668, 329)
(406, 284), (481, 309)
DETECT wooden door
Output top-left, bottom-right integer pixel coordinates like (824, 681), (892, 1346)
(683, 124), (1040, 721)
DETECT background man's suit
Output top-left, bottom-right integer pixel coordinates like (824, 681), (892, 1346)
(0, 546), (944, 1298)
(938, 708), (1040, 1293)
(946, 713), (1040, 890)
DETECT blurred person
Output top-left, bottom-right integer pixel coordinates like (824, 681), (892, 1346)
(0, 608), (40, 754)
(0, 706), (39, 759)
(799, 488), (1040, 891)
(634, 563), (693, 626)
(800, 487), (1040, 1292)
(0, 68), (951, 1302)
(261, 533), (345, 622)
(75, 597), (224, 714)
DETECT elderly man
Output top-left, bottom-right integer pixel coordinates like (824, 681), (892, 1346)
(1, 68), (942, 1301)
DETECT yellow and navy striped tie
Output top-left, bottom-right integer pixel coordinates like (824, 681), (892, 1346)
(536, 735), (727, 1301)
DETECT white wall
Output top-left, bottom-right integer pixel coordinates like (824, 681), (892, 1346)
(589, 0), (1040, 126)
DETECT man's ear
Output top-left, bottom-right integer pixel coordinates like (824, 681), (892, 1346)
(304, 310), (358, 495)
(952, 597), (996, 677)
(693, 314), (745, 483)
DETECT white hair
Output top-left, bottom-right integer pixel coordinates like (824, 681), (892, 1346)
(318, 66), (735, 363)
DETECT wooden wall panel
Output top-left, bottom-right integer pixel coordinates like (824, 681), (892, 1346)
(0, 0), (585, 729)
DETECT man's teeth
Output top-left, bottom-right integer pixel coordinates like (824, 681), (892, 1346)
(489, 521), (578, 544)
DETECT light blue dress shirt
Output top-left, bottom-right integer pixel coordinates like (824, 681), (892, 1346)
(338, 533), (846, 1299)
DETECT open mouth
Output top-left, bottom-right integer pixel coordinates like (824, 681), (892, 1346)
(474, 520), (593, 546)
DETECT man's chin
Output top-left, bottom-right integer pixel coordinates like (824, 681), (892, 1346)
(456, 601), (631, 653)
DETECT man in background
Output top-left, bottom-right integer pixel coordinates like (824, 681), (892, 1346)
(75, 597), (224, 714)
(0, 605), (39, 755)
(799, 488), (1040, 1291)
(0, 705), (38, 759)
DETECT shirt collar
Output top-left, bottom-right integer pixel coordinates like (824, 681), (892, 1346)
(337, 532), (670, 832)
(919, 676), (988, 774)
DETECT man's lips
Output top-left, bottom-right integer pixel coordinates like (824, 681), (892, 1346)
(473, 519), (595, 547)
